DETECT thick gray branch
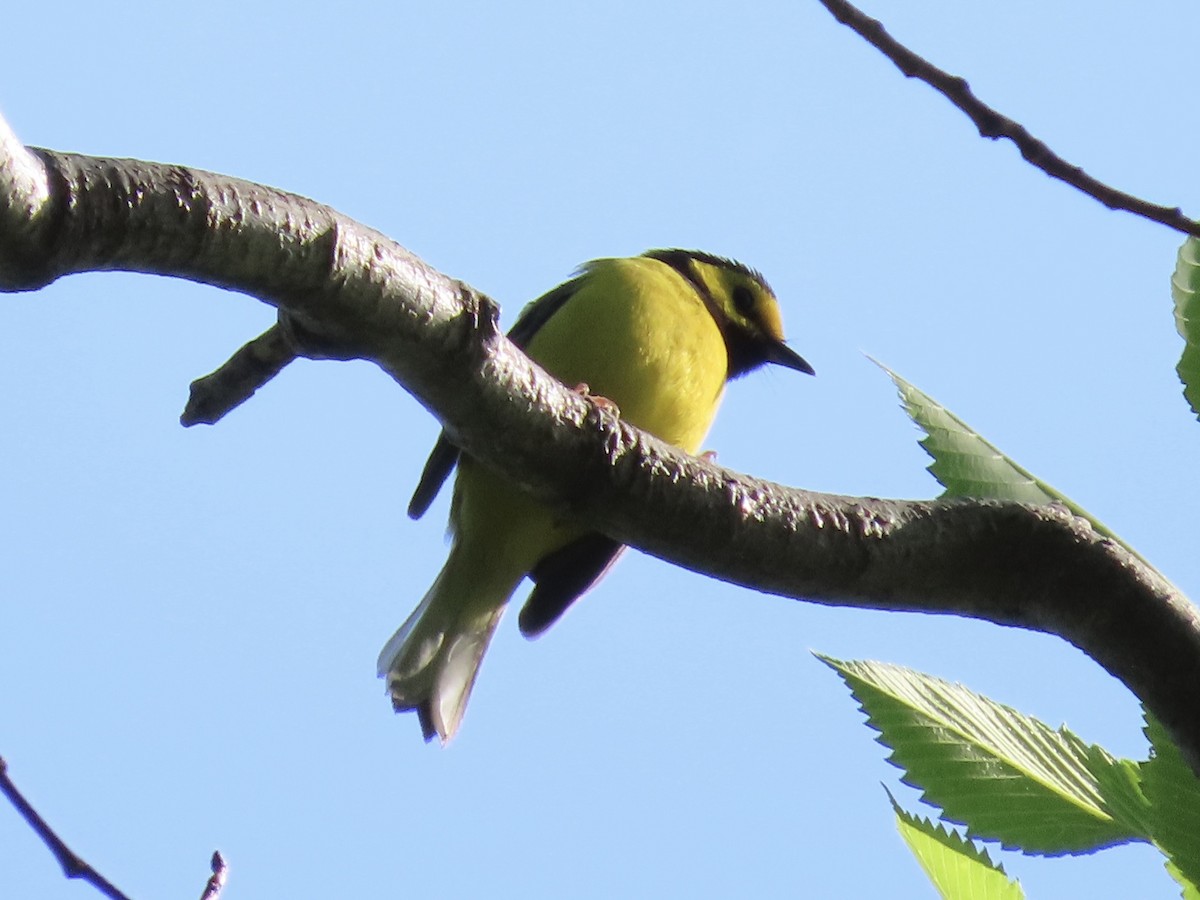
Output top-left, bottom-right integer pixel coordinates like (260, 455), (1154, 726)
(3, 117), (1199, 774)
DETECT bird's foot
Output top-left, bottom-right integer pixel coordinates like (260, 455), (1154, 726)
(572, 383), (620, 416)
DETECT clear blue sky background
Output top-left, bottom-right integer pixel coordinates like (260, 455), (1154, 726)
(1, 2), (1195, 897)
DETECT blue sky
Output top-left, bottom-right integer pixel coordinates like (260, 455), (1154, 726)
(1, 2), (1195, 897)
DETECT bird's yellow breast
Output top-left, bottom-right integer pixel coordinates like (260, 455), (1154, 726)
(449, 256), (729, 579)
(523, 256), (727, 452)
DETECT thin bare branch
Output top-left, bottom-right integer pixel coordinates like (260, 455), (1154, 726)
(0, 756), (132, 900)
(199, 851), (228, 900)
(183, 323), (296, 426)
(816, 0), (1200, 238)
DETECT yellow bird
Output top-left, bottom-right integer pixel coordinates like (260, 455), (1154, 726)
(378, 249), (814, 742)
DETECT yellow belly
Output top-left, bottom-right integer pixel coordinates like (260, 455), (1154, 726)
(525, 256), (727, 452)
(452, 256), (729, 581)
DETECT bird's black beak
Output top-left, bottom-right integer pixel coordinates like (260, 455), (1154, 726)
(765, 340), (815, 376)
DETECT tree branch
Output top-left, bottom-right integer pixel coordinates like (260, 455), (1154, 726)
(2, 115), (1199, 780)
(0, 756), (132, 900)
(182, 322), (296, 426)
(816, 0), (1200, 238)
(199, 851), (228, 900)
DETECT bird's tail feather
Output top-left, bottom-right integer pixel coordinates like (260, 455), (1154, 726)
(377, 556), (513, 743)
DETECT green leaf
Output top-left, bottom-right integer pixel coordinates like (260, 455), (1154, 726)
(883, 365), (1056, 506)
(820, 655), (1147, 855)
(1142, 714), (1200, 893)
(879, 363), (1158, 571)
(1170, 237), (1200, 420)
(1167, 862), (1200, 900)
(889, 789), (1025, 900)
(881, 364), (1109, 523)
(1085, 744), (1153, 840)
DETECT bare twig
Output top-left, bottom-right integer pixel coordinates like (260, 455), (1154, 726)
(199, 851), (228, 900)
(817, 0), (1200, 238)
(182, 323), (296, 426)
(0, 756), (132, 900)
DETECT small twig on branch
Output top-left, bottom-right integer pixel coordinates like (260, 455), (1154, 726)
(182, 322), (297, 426)
(0, 756), (132, 900)
(199, 851), (228, 900)
(817, 0), (1200, 238)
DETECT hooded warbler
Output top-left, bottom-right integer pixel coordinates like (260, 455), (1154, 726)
(378, 249), (814, 742)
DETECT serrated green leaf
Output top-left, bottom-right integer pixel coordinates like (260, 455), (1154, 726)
(1085, 744), (1153, 839)
(880, 363), (1113, 528)
(1143, 714), (1200, 893)
(878, 362), (1160, 574)
(1167, 861), (1200, 900)
(889, 789), (1025, 900)
(819, 655), (1146, 855)
(1170, 237), (1200, 420)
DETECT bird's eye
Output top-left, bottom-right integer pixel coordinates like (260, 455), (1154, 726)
(732, 284), (756, 317)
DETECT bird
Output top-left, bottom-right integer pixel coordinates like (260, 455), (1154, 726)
(377, 249), (814, 743)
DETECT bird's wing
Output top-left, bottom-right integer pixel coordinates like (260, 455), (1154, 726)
(407, 272), (589, 519)
(505, 273), (586, 349)
(519, 533), (627, 637)
(407, 431), (461, 519)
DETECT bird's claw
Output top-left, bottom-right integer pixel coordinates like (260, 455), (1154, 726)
(573, 382), (621, 416)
